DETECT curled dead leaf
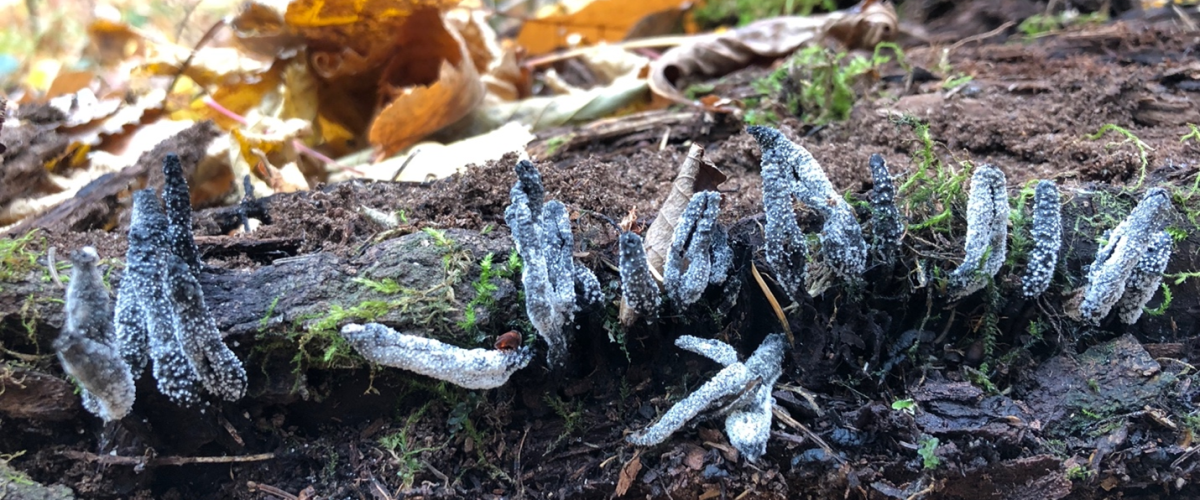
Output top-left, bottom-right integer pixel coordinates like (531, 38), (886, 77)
(642, 144), (726, 274)
(648, 1), (898, 111)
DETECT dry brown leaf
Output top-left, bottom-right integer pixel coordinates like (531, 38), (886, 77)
(642, 144), (726, 275)
(367, 8), (485, 156)
(285, 0), (459, 71)
(516, 0), (693, 55)
(648, 1), (898, 111)
(615, 450), (641, 497)
(231, 1), (304, 59)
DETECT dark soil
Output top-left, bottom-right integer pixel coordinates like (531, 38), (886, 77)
(5, 6), (1200, 500)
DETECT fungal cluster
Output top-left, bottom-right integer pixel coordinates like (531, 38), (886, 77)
(662, 191), (733, 308)
(1077, 188), (1175, 325)
(55, 154), (247, 420)
(626, 334), (786, 461)
(504, 159), (602, 366)
(748, 126), (867, 297)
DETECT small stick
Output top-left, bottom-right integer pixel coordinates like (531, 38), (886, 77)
(46, 246), (64, 289)
(751, 262), (792, 345)
(65, 450), (275, 466)
(247, 481), (299, 500)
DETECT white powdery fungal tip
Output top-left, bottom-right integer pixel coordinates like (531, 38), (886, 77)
(1021, 180), (1062, 298)
(627, 333), (787, 462)
(1080, 188), (1174, 324)
(618, 232), (662, 322)
(761, 162), (807, 302)
(574, 265), (604, 307)
(341, 323), (533, 389)
(948, 165), (1009, 299)
(115, 189), (168, 379)
(161, 153), (201, 276)
(55, 247), (135, 422)
(748, 126), (866, 287)
(663, 191), (731, 307)
(1116, 230), (1172, 324)
(164, 255), (248, 401)
(675, 335), (740, 367)
(868, 153), (904, 263)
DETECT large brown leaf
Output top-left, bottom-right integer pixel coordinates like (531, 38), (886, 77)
(648, 1), (898, 111)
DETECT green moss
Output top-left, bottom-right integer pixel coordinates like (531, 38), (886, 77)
(917, 437), (940, 470)
(0, 230), (43, 285)
(692, 0), (835, 29)
(1087, 123), (1150, 190)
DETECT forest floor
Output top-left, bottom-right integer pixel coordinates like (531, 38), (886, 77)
(5, 4), (1200, 500)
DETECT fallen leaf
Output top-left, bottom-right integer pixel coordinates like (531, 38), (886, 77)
(642, 143), (726, 274)
(348, 122), (532, 183)
(648, 1), (898, 111)
(448, 77), (648, 139)
(368, 8), (485, 156)
(516, 0), (693, 55)
(615, 450), (641, 497)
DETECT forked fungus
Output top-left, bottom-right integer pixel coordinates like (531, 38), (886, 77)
(748, 126), (866, 293)
(663, 192), (732, 307)
(1079, 188), (1174, 324)
(627, 334), (786, 461)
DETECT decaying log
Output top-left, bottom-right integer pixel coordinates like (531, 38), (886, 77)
(0, 229), (518, 350)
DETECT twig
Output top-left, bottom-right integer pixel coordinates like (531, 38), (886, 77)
(46, 246), (64, 289)
(389, 150), (421, 181)
(65, 450), (275, 467)
(247, 481), (299, 500)
(771, 404), (842, 463)
(163, 18), (229, 113)
(751, 262), (791, 344)
(947, 21), (1016, 54)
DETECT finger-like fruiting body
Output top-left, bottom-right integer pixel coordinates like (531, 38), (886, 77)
(725, 384), (773, 462)
(574, 265), (604, 307)
(619, 232), (662, 322)
(948, 165), (1009, 299)
(627, 334), (787, 462)
(1021, 180), (1062, 298)
(64, 248), (114, 343)
(1080, 188), (1174, 324)
(162, 153), (201, 275)
(164, 255), (247, 401)
(541, 201), (579, 314)
(761, 161), (808, 302)
(1116, 230), (1172, 324)
(664, 192), (730, 307)
(505, 196), (567, 364)
(115, 189), (167, 378)
(748, 126), (866, 286)
(56, 247), (135, 422)
(868, 154), (904, 264)
(512, 159), (545, 222)
(341, 323), (533, 389)
(626, 362), (751, 446)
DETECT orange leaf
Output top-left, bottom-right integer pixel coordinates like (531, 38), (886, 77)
(516, 0), (693, 55)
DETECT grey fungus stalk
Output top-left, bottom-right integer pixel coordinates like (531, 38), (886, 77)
(341, 323), (533, 390)
(868, 154), (904, 264)
(760, 156), (807, 302)
(948, 165), (1009, 299)
(114, 154), (249, 406)
(55, 247), (135, 422)
(1079, 188), (1174, 324)
(162, 153), (201, 275)
(627, 334), (786, 462)
(504, 160), (592, 366)
(165, 255), (248, 401)
(663, 191), (732, 307)
(618, 232), (661, 322)
(747, 126), (866, 292)
(1116, 230), (1172, 324)
(1020, 180), (1062, 298)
